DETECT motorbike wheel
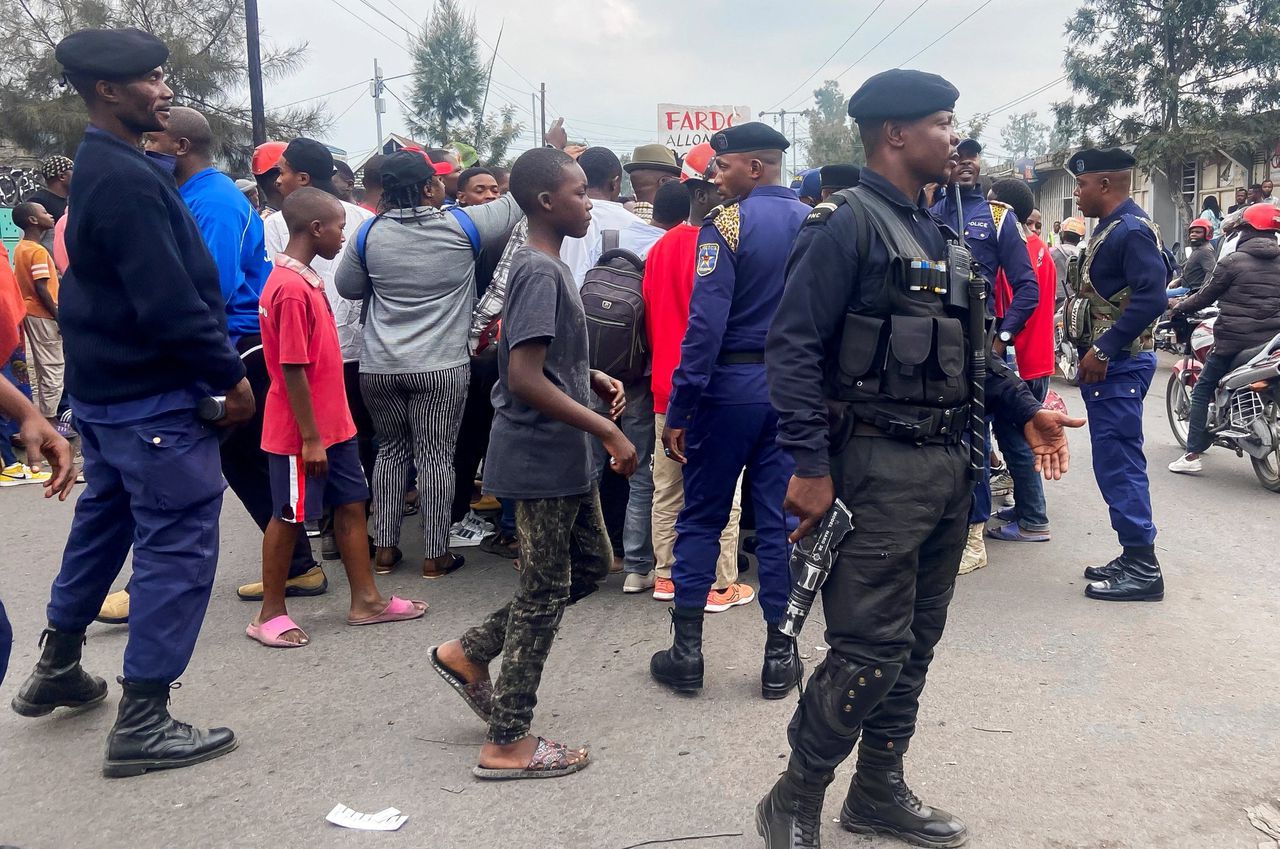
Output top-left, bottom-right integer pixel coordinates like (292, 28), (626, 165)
(1166, 371), (1192, 450)
(1250, 400), (1280, 493)
(1058, 345), (1080, 386)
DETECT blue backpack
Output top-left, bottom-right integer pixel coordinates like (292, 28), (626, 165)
(354, 207), (481, 322)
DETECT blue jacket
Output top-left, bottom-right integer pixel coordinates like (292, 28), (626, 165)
(667, 185), (810, 429)
(61, 128), (243, 404)
(179, 167), (271, 342)
(931, 185), (1038, 335)
(1087, 198), (1171, 359)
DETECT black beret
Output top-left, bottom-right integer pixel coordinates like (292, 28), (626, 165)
(1065, 147), (1137, 175)
(847, 68), (959, 122)
(710, 121), (790, 155)
(957, 137), (982, 156)
(55, 28), (168, 79)
(820, 164), (861, 190)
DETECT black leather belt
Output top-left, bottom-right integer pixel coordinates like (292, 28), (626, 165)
(716, 351), (765, 365)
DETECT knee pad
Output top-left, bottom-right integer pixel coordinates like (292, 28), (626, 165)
(804, 654), (903, 738)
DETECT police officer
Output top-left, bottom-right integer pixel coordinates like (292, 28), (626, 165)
(650, 121), (810, 700)
(755, 69), (1082, 847)
(1067, 148), (1170, 602)
(11, 28), (253, 777)
(930, 137), (1040, 572)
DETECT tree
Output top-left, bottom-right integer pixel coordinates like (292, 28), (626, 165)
(1056, 0), (1280, 217)
(405, 0), (523, 163)
(1000, 111), (1048, 159)
(0, 0), (327, 171)
(804, 80), (864, 167)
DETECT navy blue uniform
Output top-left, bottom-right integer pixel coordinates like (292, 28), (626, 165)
(1081, 198), (1169, 548)
(667, 185), (810, 622)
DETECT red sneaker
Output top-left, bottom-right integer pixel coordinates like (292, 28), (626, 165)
(705, 582), (755, 613)
(652, 577), (675, 601)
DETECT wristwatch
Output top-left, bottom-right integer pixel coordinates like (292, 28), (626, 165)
(1091, 345), (1110, 362)
(998, 330), (1014, 345)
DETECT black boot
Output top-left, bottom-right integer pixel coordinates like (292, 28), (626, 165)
(1085, 545), (1164, 602)
(762, 624), (802, 700)
(1082, 555), (1124, 581)
(650, 607), (703, 693)
(11, 628), (107, 717)
(103, 679), (237, 778)
(841, 750), (968, 848)
(756, 770), (830, 848)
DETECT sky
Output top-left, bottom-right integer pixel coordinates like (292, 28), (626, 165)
(257, 0), (1084, 168)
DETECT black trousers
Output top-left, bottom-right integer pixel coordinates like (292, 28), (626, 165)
(787, 436), (970, 779)
(220, 337), (316, 580)
(343, 360), (377, 492)
(451, 355), (499, 523)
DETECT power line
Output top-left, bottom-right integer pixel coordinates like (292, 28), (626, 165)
(766, 0), (887, 112)
(351, 0), (416, 39)
(323, 0), (411, 54)
(274, 78), (371, 110)
(900, 0), (995, 65)
(332, 88), (369, 123)
(978, 75), (1069, 119)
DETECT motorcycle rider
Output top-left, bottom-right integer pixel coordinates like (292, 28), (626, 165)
(1167, 219), (1217, 298)
(1169, 203), (1280, 474)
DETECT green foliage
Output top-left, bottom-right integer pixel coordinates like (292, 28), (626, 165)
(1000, 111), (1048, 159)
(804, 80), (864, 168)
(0, 0), (327, 171)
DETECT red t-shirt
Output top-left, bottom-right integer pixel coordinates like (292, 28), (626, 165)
(259, 255), (357, 454)
(642, 222), (699, 414)
(997, 232), (1056, 381)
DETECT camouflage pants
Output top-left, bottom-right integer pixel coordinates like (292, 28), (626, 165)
(460, 485), (612, 745)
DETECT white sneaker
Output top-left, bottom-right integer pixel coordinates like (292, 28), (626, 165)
(448, 520), (485, 547)
(463, 510), (495, 536)
(622, 571), (656, 593)
(1168, 453), (1203, 474)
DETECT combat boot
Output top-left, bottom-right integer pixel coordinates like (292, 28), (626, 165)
(756, 770), (830, 848)
(761, 624), (802, 700)
(650, 607), (703, 693)
(1082, 554), (1124, 581)
(841, 750), (968, 848)
(11, 628), (108, 717)
(1085, 545), (1164, 602)
(102, 679), (237, 778)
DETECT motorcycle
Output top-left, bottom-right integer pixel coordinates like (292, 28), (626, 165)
(1160, 310), (1280, 492)
(1053, 302), (1079, 385)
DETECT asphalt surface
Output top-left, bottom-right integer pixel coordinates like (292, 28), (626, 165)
(1, 365), (1278, 849)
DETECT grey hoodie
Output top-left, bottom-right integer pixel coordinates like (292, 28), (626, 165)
(335, 195), (522, 373)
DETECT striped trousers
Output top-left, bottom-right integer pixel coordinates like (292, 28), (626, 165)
(361, 364), (469, 557)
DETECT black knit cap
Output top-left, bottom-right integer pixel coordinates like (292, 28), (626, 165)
(820, 164), (861, 190)
(55, 28), (168, 79)
(710, 121), (790, 154)
(847, 69), (959, 122)
(282, 138), (336, 193)
(1065, 147), (1137, 175)
(957, 138), (982, 156)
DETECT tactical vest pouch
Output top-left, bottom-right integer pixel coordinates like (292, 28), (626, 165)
(836, 313), (885, 398)
(882, 314), (934, 402)
(927, 317), (967, 406)
(1063, 294), (1093, 347)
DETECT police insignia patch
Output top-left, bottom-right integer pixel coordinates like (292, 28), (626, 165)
(696, 243), (719, 276)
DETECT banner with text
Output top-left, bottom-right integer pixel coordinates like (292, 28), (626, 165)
(657, 104), (753, 156)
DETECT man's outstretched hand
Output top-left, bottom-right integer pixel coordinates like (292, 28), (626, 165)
(1025, 409), (1088, 480)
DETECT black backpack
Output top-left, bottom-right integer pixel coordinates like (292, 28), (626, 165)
(581, 230), (648, 384)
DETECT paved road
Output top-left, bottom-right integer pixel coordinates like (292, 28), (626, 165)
(2, 367), (1278, 849)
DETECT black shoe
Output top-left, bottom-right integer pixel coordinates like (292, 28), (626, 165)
(11, 629), (108, 717)
(320, 532), (340, 561)
(103, 679), (237, 778)
(756, 771), (829, 848)
(1083, 556), (1124, 581)
(841, 758), (968, 848)
(650, 607), (703, 693)
(762, 624), (802, 700)
(738, 552), (751, 573)
(1085, 545), (1164, 602)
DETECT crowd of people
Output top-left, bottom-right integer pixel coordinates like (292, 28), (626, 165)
(4, 22), (1280, 849)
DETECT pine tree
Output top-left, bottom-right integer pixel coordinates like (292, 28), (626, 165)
(803, 81), (864, 168)
(1000, 111), (1049, 159)
(406, 0), (485, 146)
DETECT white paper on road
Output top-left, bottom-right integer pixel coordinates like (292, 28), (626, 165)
(325, 804), (407, 831)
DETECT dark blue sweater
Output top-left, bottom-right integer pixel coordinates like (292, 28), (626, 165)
(61, 127), (245, 404)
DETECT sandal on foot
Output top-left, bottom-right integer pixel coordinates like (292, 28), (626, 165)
(246, 614), (309, 648)
(422, 553), (465, 579)
(428, 645), (493, 722)
(374, 547), (403, 575)
(347, 596), (428, 626)
(472, 737), (590, 781)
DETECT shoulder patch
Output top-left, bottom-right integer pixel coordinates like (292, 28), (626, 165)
(712, 202), (741, 253)
(696, 242), (720, 276)
(805, 201), (840, 226)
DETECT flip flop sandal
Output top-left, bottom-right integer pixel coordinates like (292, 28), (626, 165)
(422, 553), (465, 579)
(374, 547), (403, 575)
(246, 614), (310, 648)
(346, 596), (428, 626)
(472, 736), (590, 781)
(428, 645), (494, 723)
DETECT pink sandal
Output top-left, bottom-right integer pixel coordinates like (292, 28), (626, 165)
(246, 614), (309, 648)
(347, 596), (428, 626)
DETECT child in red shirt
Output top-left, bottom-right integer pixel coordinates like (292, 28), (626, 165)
(252, 187), (426, 648)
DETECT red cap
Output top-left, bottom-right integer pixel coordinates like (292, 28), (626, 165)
(1188, 217), (1213, 234)
(401, 146), (455, 176)
(251, 141), (287, 176)
(1242, 203), (1280, 231)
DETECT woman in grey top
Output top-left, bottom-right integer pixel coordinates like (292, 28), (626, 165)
(336, 150), (521, 578)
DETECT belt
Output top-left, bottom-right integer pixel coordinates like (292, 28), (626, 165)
(716, 351), (765, 365)
(849, 405), (968, 446)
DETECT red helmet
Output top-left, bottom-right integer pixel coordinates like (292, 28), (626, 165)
(251, 141), (287, 176)
(1241, 203), (1280, 231)
(680, 142), (715, 183)
(1188, 217), (1213, 236)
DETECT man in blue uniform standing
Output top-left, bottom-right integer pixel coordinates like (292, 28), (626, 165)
(650, 122), (810, 700)
(930, 137), (1039, 572)
(10, 28), (252, 777)
(1067, 147), (1169, 602)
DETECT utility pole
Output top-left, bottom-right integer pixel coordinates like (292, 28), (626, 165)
(371, 58), (386, 152)
(244, 0), (266, 145)
(759, 109), (789, 178)
(789, 114), (798, 178)
(539, 83), (547, 146)
(531, 92), (538, 148)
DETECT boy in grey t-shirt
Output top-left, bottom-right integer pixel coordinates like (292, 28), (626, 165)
(429, 148), (637, 780)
